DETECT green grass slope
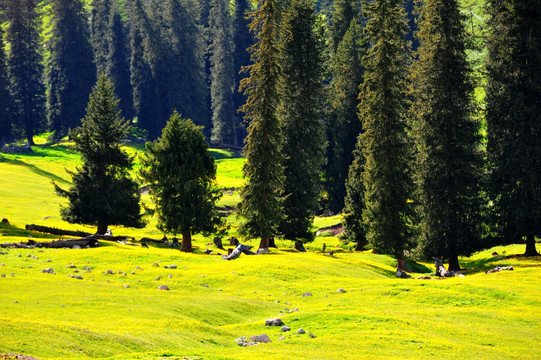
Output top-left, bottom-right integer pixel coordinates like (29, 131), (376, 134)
(0, 144), (540, 360)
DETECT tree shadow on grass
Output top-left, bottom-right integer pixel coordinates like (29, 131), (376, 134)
(0, 156), (70, 185)
(459, 250), (541, 275)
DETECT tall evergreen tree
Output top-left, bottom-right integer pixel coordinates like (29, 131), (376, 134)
(107, 8), (134, 120)
(359, 0), (414, 269)
(278, 0), (326, 249)
(0, 25), (14, 144)
(91, 0), (113, 75)
(46, 0), (96, 140)
(4, 0), (45, 145)
(330, 0), (361, 54)
(237, 0), (284, 250)
(139, 112), (222, 252)
(209, 0), (236, 146)
(326, 20), (365, 213)
(486, 0), (541, 256)
(411, 0), (485, 271)
(54, 74), (144, 234)
(232, 0), (253, 141)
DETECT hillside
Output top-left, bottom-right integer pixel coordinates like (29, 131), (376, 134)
(0, 144), (540, 360)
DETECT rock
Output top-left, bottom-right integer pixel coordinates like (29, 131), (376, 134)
(309, 333), (317, 338)
(155, 276), (162, 281)
(66, 264), (76, 268)
(41, 268), (55, 274)
(136, 266), (142, 270)
(296, 328), (306, 334)
(10, 273), (14, 277)
(281, 326), (291, 332)
(417, 276), (431, 280)
(396, 270), (413, 279)
(249, 334), (271, 343)
(485, 266), (514, 274)
(337, 288), (346, 293)
(168, 274), (173, 278)
(492, 252), (499, 256)
(73, 276), (83, 280)
(123, 284), (130, 288)
(290, 308), (299, 312)
(14, 301), (18, 303)
(275, 300), (280, 303)
(204, 249), (213, 255)
(157, 285), (170, 290)
(73, 245), (82, 249)
(106, 269), (114, 274)
(235, 337), (247, 344)
(1, 274), (5, 277)
(46, 259), (52, 262)
(0, 264), (4, 266)
(302, 292), (312, 297)
(73, 270), (79, 273)
(131, 271), (135, 275)
(152, 262), (159, 267)
(265, 318), (284, 326)
(169, 264), (177, 269)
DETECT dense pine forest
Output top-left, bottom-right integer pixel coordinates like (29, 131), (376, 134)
(0, 0), (539, 269)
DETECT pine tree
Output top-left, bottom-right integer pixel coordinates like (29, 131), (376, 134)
(232, 0), (253, 140)
(411, 0), (485, 271)
(237, 0), (284, 250)
(278, 0), (326, 249)
(91, 0), (113, 75)
(4, 0), (45, 145)
(342, 135), (367, 250)
(326, 19), (365, 213)
(107, 8), (134, 120)
(359, 0), (414, 269)
(46, 0), (96, 140)
(209, 0), (236, 146)
(0, 25), (14, 144)
(486, 0), (541, 256)
(330, 0), (362, 54)
(139, 111), (222, 252)
(54, 74), (144, 234)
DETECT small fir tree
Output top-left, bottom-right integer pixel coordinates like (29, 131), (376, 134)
(486, 0), (541, 256)
(237, 0), (284, 250)
(359, 0), (414, 269)
(54, 74), (144, 234)
(139, 111), (222, 252)
(278, 0), (326, 250)
(411, 0), (485, 271)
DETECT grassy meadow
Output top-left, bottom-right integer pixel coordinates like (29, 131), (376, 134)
(0, 143), (540, 360)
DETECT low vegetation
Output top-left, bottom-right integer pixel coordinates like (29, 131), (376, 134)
(0, 145), (540, 360)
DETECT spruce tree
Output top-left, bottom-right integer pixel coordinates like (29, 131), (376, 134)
(411, 0), (485, 271)
(46, 0), (96, 140)
(326, 19), (365, 213)
(54, 74), (144, 234)
(237, 0), (284, 250)
(486, 0), (541, 256)
(330, 0), (361, 54)
(0, 26), (14, 144)
(139, 112), (222, 252)
(278, 0), (326, 249)
(91, 0), (113, 75)
(4, 0), (45, 145)
(359, 0), (414, 269)
(209, 0), (236, 146)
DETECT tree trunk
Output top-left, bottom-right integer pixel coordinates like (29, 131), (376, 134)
(524, 234), (539, 256)
(448, 254), (461, 272)
(181, 232), (192, 252)
(396, 258), (411, 272)
(97, 222), (108, 235)
(354, 241), (364, 251)
(268, 236), (277, 248)
(259, 236), (270, 250)
(294, 241), (306, 252)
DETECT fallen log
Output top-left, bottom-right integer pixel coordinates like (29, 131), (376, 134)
(485, 265), (514, 274)
(433, 258), (464, 277)
(222, 243), (256, 260)
(25, 224), (92, 237)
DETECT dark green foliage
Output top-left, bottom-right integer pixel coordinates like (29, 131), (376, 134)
(411, 0), (485, 270)
(326, 19), (365, 213)
(54, 75), (144, 234)
(232, 0), (253, 140)
(342, 135), (367, 250)
(485, 0), (541, 256)
(404, 0), (419, 53)
(330, 0), (362, 54)
(359, 0), (414, 260)
(209, 0), (237, 146)
(46, 0), (96, 141)
(91, 0), (113, 75)
(4, 0), (45, 145)
(237, 0), (284, 247)
(278, 0), (326, 243)
(0, 26), (14, 144)
(139, 111), (222, 252)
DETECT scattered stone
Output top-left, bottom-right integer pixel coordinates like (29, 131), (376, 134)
(202, 284), (209, 288)
(0, 264), (4, 266)
(492, 252), (499, 256)
(131, 271), (135, 275)
(46, 259), (52, 263)
(18, 254), (21, 257)
(136, 266), (143, 270)
(157, 285), (170, 291)
(275, 300), (280, 303)
(73, 275), (83, 280)
(249, 334), (271, 343)
(265, 318), (284, 326)
(337, 288), (346, 293)
(122, 272), (127, 276)
(10, 273), (14, 277)
(204, 249), (213, 255)
(235, 337), (247, 344)
(123, 285), (130, 288)
(83, 266), (91, 271)
(396, 270), (413, 279)
(168, 274), (173, 278)
(309, 333), (317, 338)
(290, 308), (299, 312)
(41, 268), (55, 274)
(117, 271), (123, 274)
(73, 245), (82, 249)
(1, 274), (5, 277)
(14, 301), (18, 303)
(486, 266), (514, 274)
(281, 326), (291, 332)
(417, 276), (431, 280)
(169, 264), (177, 269)
(302, 293), (312, 297)
(27, 254), (32, 258)
(73, 270), (79, 273)
(106, 270), (114, 275)
(152, 262), (159, 267)
(155, 276), (162, 281)
(296, 328), (306, 334)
